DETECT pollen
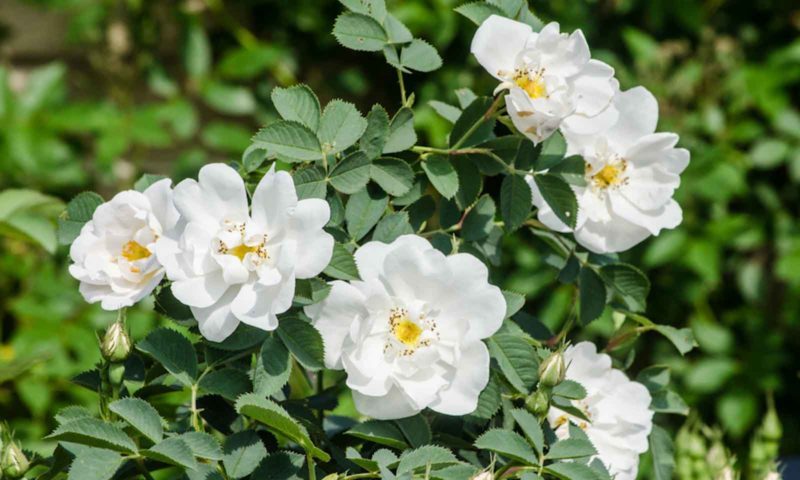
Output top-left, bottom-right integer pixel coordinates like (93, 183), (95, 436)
(228, 243), (259, 261)
(589, 160), (628, 189)
(394, 319), (422, 346)
(514, 69), (546, 99)
(121, 241), (151, 262)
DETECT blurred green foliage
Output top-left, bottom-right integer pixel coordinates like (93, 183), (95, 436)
(0, 0), (798, 469)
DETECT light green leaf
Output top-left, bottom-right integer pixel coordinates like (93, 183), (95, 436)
(252, 335), (292, 397)
(271, 84), (321, 132)
(383, 107), (417, 154)
(67, 448), (123, 480)
(510, 409), (544, 456)
(223, 431), (267, 479)
(108, 398), (164, 444)
(180, 432), (223, 461)
(347, 420), (409, 449)
(502, 290), (525, 318)
(455, 2), (505, 25)
(133, 174), (168, 193)
(55, 406), (93, 425)
(217, 44), (283, 80)
(599, 263), (650, 312)
(371, 158), (414, 196)
(276, 317), (325, 371)
(533, 173), (577, 229)
(545, 462), (601, 480)
(58, 191), (104, 245)
(474, 429), (537, 464)
(394, 415), (431, 449)
(198, 368), (251, 401)
(579, 267), (606, 325)
(469, 372), (501, 420)
(47, 417), (137, 453)
(236, 394), (330, 461)
(450, 97), (496, 148)
(546, 438), (597, 460)
(329, 151), (372, 194)
(339, 0), (387, 22)
(360, 105), (390, 159)
(500, 174), (532, 231)
(293, 166), (328, 199)
(487, 334), (537, 393)
(346, 186), (389, 240)
(252, 121), (322, 162)
(400, 39), (442, 72)
(136, 328), (198, 386)
(552, 380), (587, 400)
(650, 425), (676, 480)
(201, 121), (251, 154)
(422, 155), (459, 199)
(384, 13), (413, 44)
(654, 326), (697, 355)
(324, 242), (361, 280)
(534, 132), (567, 170)
(319, 99), (368, 154)
(462, 194), (496, 241)
(333, 12), (388, 52)
(429, 100), (461, 123)
(184, 20), (210, 79)
(143, 437), (197, 470)
(373, 212), (414, 243)
(396, 445), (459, 475)
(250, 450), (305, 479)
(201, 81), (256, 116)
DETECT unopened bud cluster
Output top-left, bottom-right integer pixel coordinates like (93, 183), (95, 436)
(0, 427), (30, 479)
(101, 321), (132, 363)
(525, 350), (565, 418)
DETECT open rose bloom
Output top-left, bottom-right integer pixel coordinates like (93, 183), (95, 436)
(471, 15), (616, 143)
(157, 163), (333, 341)
(305, 235), (506, 419)
(69, 179), (180, 310)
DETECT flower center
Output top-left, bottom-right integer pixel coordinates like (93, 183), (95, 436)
(514, 68), (546, 99)
(587, 155), (628, 190)
(228, 243), (259, 261)
(121, 241), (151, 262)
(385, 307), (439, 357)
(394, 319), (422, 346)
(215, 221), (269, 266)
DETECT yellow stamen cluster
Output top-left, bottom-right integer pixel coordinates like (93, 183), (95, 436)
(121, 241), (151, 262)
(514, 68), (547, 99)
(217, 222), (269, 263)
(588, 159), (628, 189)
(386, 308), (437, 357)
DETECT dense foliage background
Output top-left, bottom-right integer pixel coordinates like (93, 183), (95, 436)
(0, 0), (798, 475)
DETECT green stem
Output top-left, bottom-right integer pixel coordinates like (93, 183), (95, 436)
(136, 458), (156, 480)
(494, 464), (513, 479)
(342, 473), (381, 479)
(190, 384), (203, 432)
(306, 451), (316, 480)
(397, 68), (407, 105)
(451, 94), (505, 150)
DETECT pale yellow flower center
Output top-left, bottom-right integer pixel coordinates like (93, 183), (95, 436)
(121, 241), (151, 262)
(394, 319), (423, 346)
(588, 158), (628, 190)
(385, 307), (438, 357)
(228, 243), (260, 261)
(515, 75), (546, 99)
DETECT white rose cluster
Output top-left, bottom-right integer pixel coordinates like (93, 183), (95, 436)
(472, 15), (690, 254)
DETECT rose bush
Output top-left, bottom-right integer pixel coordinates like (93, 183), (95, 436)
(2, 1), (728, 479)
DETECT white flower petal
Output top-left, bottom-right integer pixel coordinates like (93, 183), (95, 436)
(198, 163), (249, 221)
(251, 166), (298, 233)
(471, 15), (532, 80)
(191, 287), (241, 342)
(570, 59), (615, 118)
(143, 178), (180, 232)
(354, 235), (432, 282)
(288, 198), (333, 278)
(429, 341), (490, 415)
(171, 271), (229, 308)
(574, 216), (651, 254)
(439, 254), (505, 342)
(305, 281), (368, 369)
(605, 86), (659, 152)
(352, 385), (421, 420)
(230, 281), (285, 332)
(609, 194), (682, 235)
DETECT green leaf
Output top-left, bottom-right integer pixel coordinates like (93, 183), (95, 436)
(333, 12), (388, 52)
(360, 105), (390, 159)
(454, 158), (483, 209)
(462, 195), (496, 241)
(502, 290), (525, 318)
(579, 267), (606, 325)
(545, 462), (601, 480)
(276, 317), (325, 371)
(324, 242), (361, 280)
(371, 158), (414, 196)
(271, 84), (321, 132)
(47, 417), (137, 453)
(184, 20), (210, 79)
(394, 415), (432, 448)
(500, 174), (532, 231)
(143, 437), (197, 470)
(180, 431), (223, 461)
(549, 155), (587, 187)
(198, 368), (251, 401)
(250, 450), (306, 479)
(422, 155), (459, 199)
(553, 380), (587, 400)
(400, 39), (442, 72)
(651, 389), (690, 415)
(455, 2), (505, 25)
(599, 263), (650, 312)
(346, 421), (409, 449)
(510, 409), (544, 456)
(649, 425), (676, 480)
(373, 212), (414, 243)
(137, 328), (198, 386)
(252, 121), (322, 162)
(429, 100), (461, 123)
(201, 81), (256, 116)
(346, 186), (389, 240)
(339, 0), (387, 22)
(67, 448), (123, 480)
(222, 431), (267, 479)
(329, 151), (372, 194)
(217, 44), (283, 80)
(205, 324), (268, 351)
(58, 191), (104, 245)
(469, 372), (501, 420)
(293, 166), (328, 200)
(55, 406), (93, 425)
(242, 145), (269, 174)
(474, 429), (537, 464)
(450, 97), (496, 148)
(133, 174), (168, 193)
(236, 394), (330, 461)
(396, 445), (459, 474)
(253, 335), (292, 397)
(319, 99), (368, 154)
(535, 132), (567, 171)
(201, 121), (252, 154)
(533, 173), (577, 229)
(487, 334), (537, 393)
(108, 398), (164, 444)
(546, 438), (597, 460)
(654, 326), (697, 355)
(383, 107), (417, 154)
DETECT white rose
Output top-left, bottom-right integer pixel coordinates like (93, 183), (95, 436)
(470, 15), (616, 143)
(547, 342), (653, 480)
(528, 83), (690, 253)
(158, 163), (333, 342)
(69, 179), (180, 310)
(305, 235), (506, 419)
